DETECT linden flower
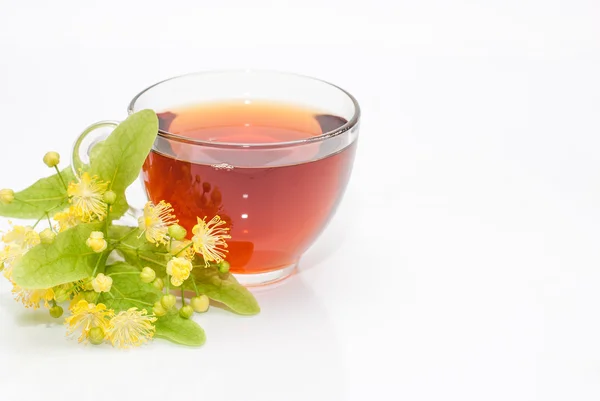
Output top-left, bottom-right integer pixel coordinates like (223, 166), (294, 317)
(138, 201), (178, 245)
(66, 300), (114, 343)
(191, 216), (231, 264)
(166, 257), (193, 286)
(86, 231), (107, 253)
(12, 285), (54, 309)
(106, 307), (157, 348)
(91, 273), (113, 293)
(53, 207), (82, 232)
(1, 225), (40, 279)
(67, 172), (109, 222)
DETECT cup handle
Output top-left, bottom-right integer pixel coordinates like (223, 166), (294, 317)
(71, 120), (120, 178)
(71, 120), (143, 220)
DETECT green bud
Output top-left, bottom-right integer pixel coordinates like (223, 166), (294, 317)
(168, 224), (187, 241)
(153, 301), (167, 317)
(152, 277), (164, 291)
(39, 228), (56, 244)
(102, 190), (117, 205)
(83, 280), (94, 291)
(179, 305), (194, 319)
(0, 188), (14, 205)
(218, 260), (230, 274)
(43, 151), (60, 168)
(89, 327), (105, 345)
(190, 295), (210, 313)
(161, 294), (177, 310)
(82, 291), (97, 303)
(140, 267), (156, 283)
(49, 305), (63, 318)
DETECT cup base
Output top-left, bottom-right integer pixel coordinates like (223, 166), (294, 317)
(233, 263), (297, 287)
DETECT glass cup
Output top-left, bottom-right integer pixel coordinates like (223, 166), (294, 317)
(73, 70), (360, 286)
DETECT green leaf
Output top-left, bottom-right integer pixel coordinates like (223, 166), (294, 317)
(89, 110), (158, 219)
(0, 167), (74, 219)
(100, 262), (161, 313)
(155, 312), (206, 347)
(188, 268), (260, 316)
(12, 222), (103, 289)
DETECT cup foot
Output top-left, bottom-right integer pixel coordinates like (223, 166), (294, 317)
(233, 263), (297, 287)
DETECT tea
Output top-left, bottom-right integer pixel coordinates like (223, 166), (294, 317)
(142, 101), (357, 274)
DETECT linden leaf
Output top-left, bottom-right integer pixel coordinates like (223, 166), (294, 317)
(89, 110), (158, 219)
(155, 312), (206, 347)
(187, 268), (260, 316)
(100, 262), (161, 313)
(12, 222), (104, 289)
(0, 167), (74, 219)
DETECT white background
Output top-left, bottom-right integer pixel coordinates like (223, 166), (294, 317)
(0, 0), (599, 400)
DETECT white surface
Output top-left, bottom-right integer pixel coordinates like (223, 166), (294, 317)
(0, 1), (599, 400)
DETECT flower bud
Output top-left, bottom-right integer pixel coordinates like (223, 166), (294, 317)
(102, 190), (117, 205)
(153, 301), (167, 317)
(179, 305), (194, 319)
(190, 295), (209, 313)
(89, 327), (105, 345)
(82, 291), (97, 303)
(86, 231), (107, 253)
(49, 305), (63, 318)
(0, 188), (14, 204)
(160, 294), (177, 310)
(91, 273), (113, 293)
(218, 260), (230, 274)
(168, 224), (187, 241)
(140, 267), (156, 283)
(152, 277), (164, 291)
(39, 228), (56, 244)
(43, 151), (60, 168)
(83, 280), (94, 291)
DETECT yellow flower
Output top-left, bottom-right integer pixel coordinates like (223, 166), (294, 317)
(1, 225), (40, 279)
(166, 257), (193, 286)
(138, 201), (178, 245)
(67, 172), (108, 222)
(12, 285), (54, 309)
(86, 231), (107, 253)
(53, 207), (82, 232)
(106, 307), (157, 348)
(91, 273), (113, 293)
(65, 300), (114, 343)
(0, 188), (14, 204)
(169, 239), (195, 259)
(191, 216), (231, 264)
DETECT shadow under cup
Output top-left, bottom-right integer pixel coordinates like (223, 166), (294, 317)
(129, 71), (361, 286)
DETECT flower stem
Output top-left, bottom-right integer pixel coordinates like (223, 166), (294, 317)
(32, 213), (45, 229)
(106, 272), (140, 276)
(54, 166), (68, 190)
(91, 253), (103, 276)
(181, 288), (186, 305)
(191, 277), (200, 296)
(104, 204), (110, 236)
(174, 242), (193, 257)
(117, 228), (138, 242)
(45, 213), (53, 231)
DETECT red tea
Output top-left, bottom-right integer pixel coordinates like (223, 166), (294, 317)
(142, 101), (357, 274)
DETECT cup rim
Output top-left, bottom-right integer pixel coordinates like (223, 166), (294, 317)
(127, 69), (360, 149)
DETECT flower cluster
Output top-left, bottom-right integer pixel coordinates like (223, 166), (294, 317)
(0, 150), (233, 349)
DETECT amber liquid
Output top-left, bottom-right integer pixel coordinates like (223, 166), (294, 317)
(142, 101), (356, 274)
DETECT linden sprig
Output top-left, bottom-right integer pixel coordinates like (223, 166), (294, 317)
(0, 110), (259, 349)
